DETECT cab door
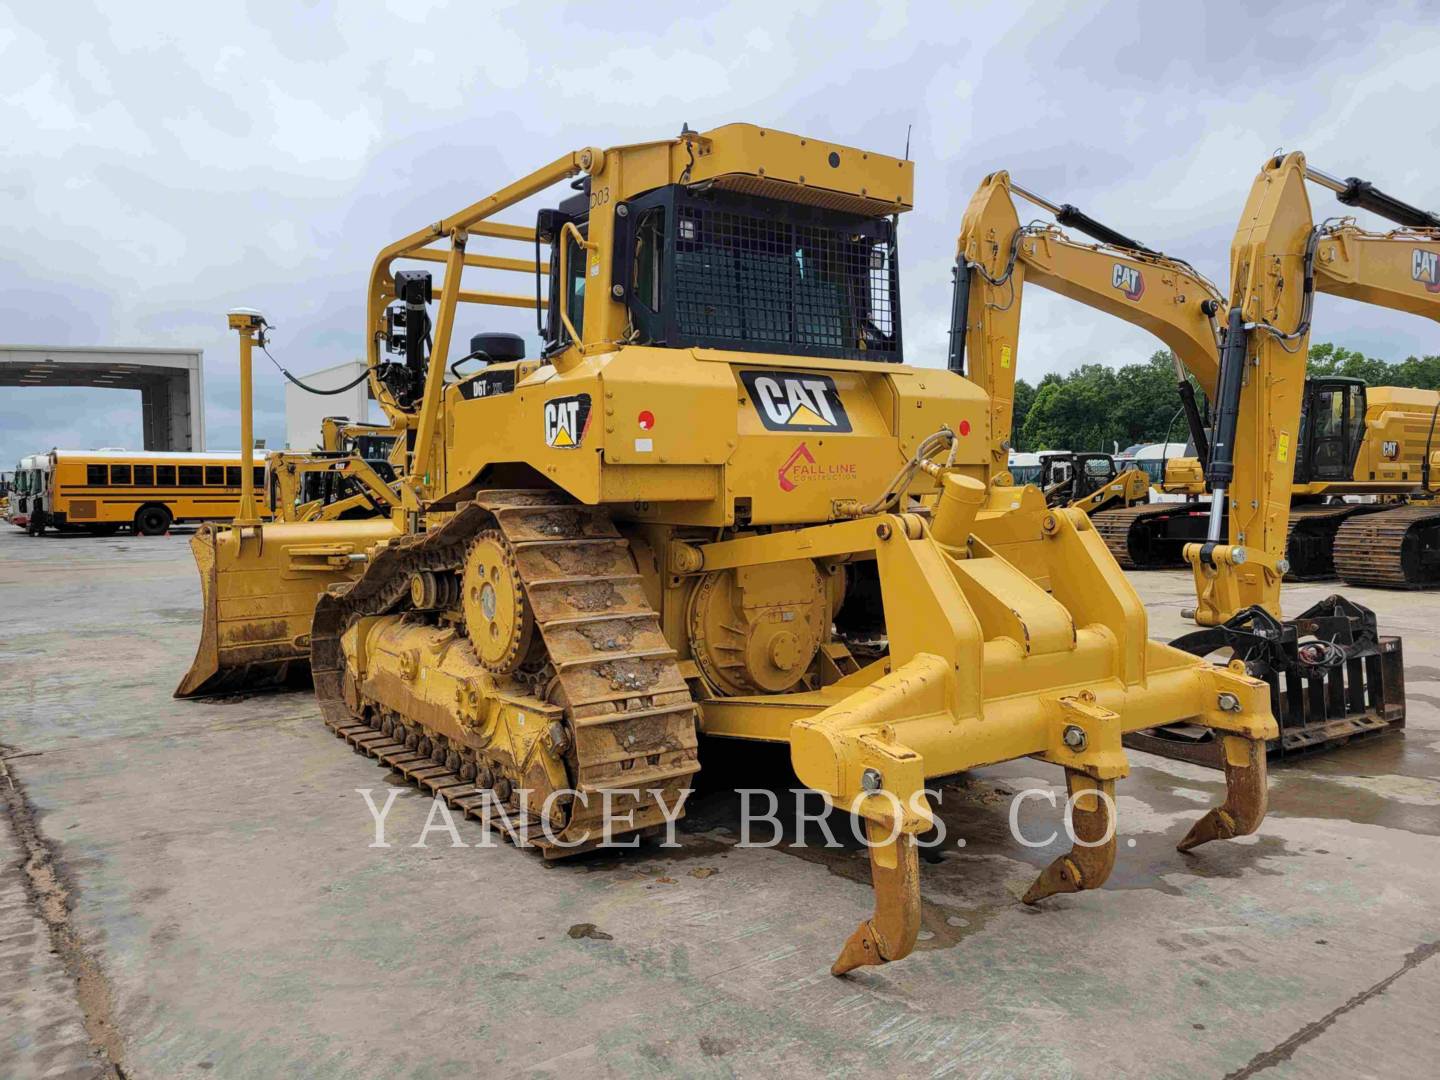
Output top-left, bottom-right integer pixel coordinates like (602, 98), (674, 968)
(1298, 380), (1366, 483)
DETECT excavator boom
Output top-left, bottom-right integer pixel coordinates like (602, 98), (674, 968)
(951, 171), (1223, 569)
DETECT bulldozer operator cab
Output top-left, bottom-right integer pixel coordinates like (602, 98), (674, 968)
(539, 176), (902, 363)
(1294, 377), (1367, 485)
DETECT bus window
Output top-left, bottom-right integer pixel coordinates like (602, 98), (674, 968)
(87, 465), (108, 485)
(110, 464), (132, 485)
(225, 466), (241, 487)
(134, 465), (154, 486)
(205, 466), (225, 485)
(179, 465), (202, 486)
(253, 467), (265, 488)
(157, 465), (177, 486)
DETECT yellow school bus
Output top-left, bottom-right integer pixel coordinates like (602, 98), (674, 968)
(40, 449), (271, 535)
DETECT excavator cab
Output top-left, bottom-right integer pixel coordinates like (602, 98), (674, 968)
(1294, 377), (1368, 484)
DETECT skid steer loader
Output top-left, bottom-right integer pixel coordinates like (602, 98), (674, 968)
(265, 417), (400, 524)
(178, 125), (1277, 974)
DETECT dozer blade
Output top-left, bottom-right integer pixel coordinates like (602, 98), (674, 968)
(175, 518), (398, 698)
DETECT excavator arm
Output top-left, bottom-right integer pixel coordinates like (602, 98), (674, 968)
(951, 171), (1224, 481)
(1189, 153), (1440, 625)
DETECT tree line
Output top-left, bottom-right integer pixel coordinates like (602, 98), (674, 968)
(1011, 344), (1440, 453)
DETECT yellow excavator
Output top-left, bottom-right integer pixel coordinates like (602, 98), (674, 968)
(1185, 161), (1440, 601)
(951, 162), (1412, 761)
(1157, 154), (1429, 761)
(950, 170), (1225, 569)
(178, 124), (1279, 974)
(952, 171), (1440, 584)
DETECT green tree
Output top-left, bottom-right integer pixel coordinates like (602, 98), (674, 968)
(1019, 351), (1194, 451)
(1010, 342), (1440, 454)
(1306, 343), (1440, 388)
(1011, 378), (1036, 449)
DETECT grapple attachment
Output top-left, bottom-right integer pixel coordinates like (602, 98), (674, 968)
(1127, 595), (1406, 766)
(175, 518), (398, 697)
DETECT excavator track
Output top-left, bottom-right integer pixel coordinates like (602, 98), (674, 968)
(1283, 503), (1388, 581)
(311, 489), (700, 855)
(1090, 503), (1204, 569)
(1333, 504), (1440, 589)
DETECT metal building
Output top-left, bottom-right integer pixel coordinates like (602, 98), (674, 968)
(0, 345), (205, 450)
(283, 360), (375, 449)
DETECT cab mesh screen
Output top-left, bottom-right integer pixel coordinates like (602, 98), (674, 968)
(672, 203), (898, 361)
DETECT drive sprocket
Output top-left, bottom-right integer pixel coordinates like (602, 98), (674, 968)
(462, 530), (536, 673)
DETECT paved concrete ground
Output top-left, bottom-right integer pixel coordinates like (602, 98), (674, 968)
(1, 525), (1437, 1079)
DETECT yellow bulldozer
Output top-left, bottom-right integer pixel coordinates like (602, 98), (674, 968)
(178, 124), (1280, 974)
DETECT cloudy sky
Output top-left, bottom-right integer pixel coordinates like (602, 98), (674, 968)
(2, 0), (1438, 463)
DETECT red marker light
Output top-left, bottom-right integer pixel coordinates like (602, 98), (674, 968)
(958, 419), (971, 436)
(638, 410), (655, 430)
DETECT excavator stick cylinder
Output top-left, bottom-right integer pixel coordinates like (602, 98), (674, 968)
(1052, 203), (1158, 255)
(1307, 166), (1440, 230)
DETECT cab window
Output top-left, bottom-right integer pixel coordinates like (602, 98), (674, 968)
(633, 208), (665, 312)
(565, 233), (586, 338)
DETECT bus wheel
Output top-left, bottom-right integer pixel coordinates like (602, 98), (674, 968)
(134, 506), (172, 536)
(26, 513), (44, 536)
